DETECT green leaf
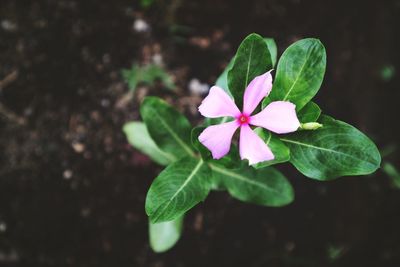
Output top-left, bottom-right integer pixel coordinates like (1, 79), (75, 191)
(122, 64), (140, 90)
(149, 216), (184, 253)
(191, 127), (211, 160)
(264, 38), (277, 67)
(281, 115), (381, 180)
(269, 38), (326, 111)
(146, 157), (211, 223)
(210, 164), (294, 206)
(215, 58), (234, 95)
(228, 33), (273, 109)
(143, 64), (175, 90)
(297, 101), (321, 123)
(382, 162), (400, 189)
(140, 97), (195, 159)
(122, 63), (175, 91)
(215, 38), (276, 93)
(253, 128), (290, 168)
(327, 244), (346, 262)
(123, 121), (175, 165)
(203, 116), (233, 127)
(141, 0), (155, 8)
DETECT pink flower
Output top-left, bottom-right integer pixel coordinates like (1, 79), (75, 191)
(198, 71), (300, 165)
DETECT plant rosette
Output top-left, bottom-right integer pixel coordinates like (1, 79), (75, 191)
(123, 33), (381, 252)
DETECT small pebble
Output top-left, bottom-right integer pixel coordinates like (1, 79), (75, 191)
(1, 20), (18, 32)
(72, 142), (85, 153)
(0, 222), (7, 232)
(133, 19), (150, 33)
(189, 78), (209, 95)
(152, 53), (163, 65)
(101, 98), (110, 107)
(63, 169), (73, 180)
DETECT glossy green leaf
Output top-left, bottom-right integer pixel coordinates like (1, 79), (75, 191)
(123, 121), (175, 165)
(215, 38), (276, 94)
(210, 164), (294, 206)
(149, 216), (184, 253)
(140, 97), (195, 159)
(297, 101), (321, 123)
(215, 58), (234, 95)
(208, 166), (227, 191)
(190, 128), (240, 191)
(264, 38), (277, 67)
(146, 157), (211, 223)
(269, 38), (326, 110)
(281, 115), (381, 180)
(253, 128), (290, 168)
(228, 33), (273, 109)
(191, 127), (211, 160)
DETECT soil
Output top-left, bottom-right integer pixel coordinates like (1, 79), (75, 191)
(0, 0), (400, 266)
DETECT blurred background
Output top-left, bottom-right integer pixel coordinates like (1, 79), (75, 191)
(0, 0), (399, 266)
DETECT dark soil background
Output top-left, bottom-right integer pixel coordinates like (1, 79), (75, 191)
(1, 0), (400, 266)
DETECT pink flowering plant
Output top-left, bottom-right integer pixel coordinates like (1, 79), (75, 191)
(124, 33), (381, 252)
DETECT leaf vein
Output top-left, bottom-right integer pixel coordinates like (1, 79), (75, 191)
(244, 40), (255, 90)
(282, 48), (311, 101)
(210, 164), (279, 194)
(153, 159), (204, 222)
(149, 110), (195, 157)
(281, 138), (374, 166)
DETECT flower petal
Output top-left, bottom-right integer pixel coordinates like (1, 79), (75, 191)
(198, 121), (239, 159)
(250, 101), (300, 134)
(243, 70), (273, 115)
(198, 86), (241, 118)
(239, 125), (274, 165)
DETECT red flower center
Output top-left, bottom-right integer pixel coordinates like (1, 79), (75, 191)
(237, 114), (250, 125)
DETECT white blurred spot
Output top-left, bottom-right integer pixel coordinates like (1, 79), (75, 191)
(189, 78), (209, 95)
(1, 20), (17, 32)
(0, 222), (6, 232)
(63, 169), (73, 180)
(101, 98), (110, 107)
(152, 53), (163, 65)
(133, 19), (150, 33)
(72, 141), (85, 153)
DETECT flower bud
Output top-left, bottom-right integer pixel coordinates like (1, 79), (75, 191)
(300, 122), (323, 130)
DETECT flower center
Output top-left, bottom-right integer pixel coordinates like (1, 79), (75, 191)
(237, 114), (250, 125)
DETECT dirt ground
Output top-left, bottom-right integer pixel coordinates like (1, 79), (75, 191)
(1, 0), (400, 266)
